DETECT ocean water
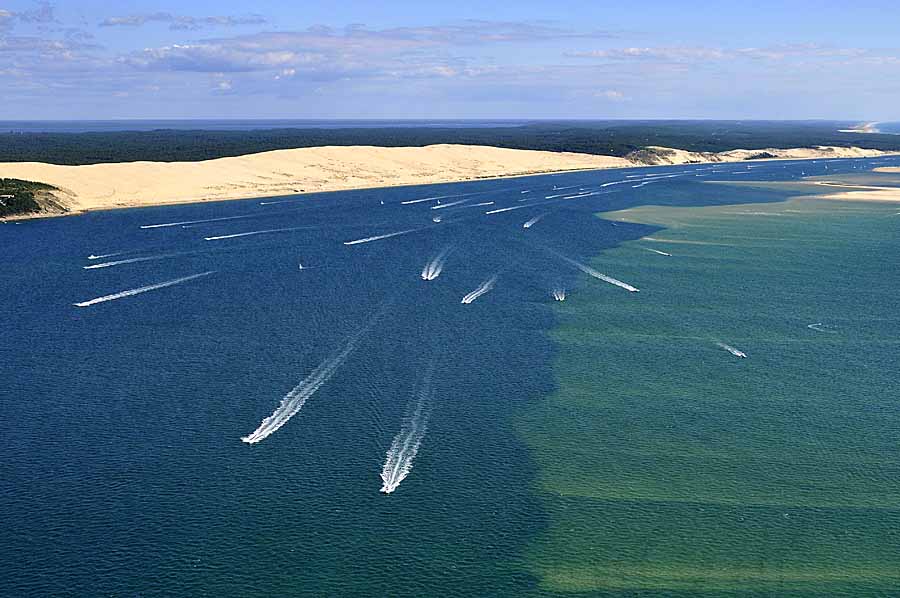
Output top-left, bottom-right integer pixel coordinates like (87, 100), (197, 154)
(2, 156), (898, 596)
(875, 121), (900, 135)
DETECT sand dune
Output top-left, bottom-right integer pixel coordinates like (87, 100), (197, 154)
(0, 144), (630, 216)
(1, 143), (895, 218)
(630, 145), (889, 166)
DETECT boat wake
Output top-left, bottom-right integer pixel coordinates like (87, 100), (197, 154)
(73, 271), (215, 307)
(807, 322), (837, 333)
(716, 342), (747, 358)
(380, 367), (434, 494)
(204, 226), (308, 241)
(343, 227), (425, 245)
(87, 250), (131, 260)
(555, 253), (639, 292)
(523, 213), (547, 229)
(461, 275), (498, 304)
(421, 246), (453, 281)
(643, 247), (671, 256)
(241, 316), (378, 444)
(551, 287), (566, 301)
(140, 214), (255, 229)
(83, 252), (187, 270)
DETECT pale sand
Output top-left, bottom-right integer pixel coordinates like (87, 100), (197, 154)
(635, 145), (888, 166)
(0, 144), (630, 216)
(815, 188), (900, 203)
(874, 167), (900, 173)
(1, 143), (896, 218)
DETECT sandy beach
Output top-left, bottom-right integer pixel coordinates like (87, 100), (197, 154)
(0, 143), (894, 218)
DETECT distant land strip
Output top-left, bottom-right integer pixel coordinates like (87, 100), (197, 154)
(0, 143), (894, 219)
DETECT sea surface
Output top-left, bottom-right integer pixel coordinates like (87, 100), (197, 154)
(2, 156), (899, 596)
(875, 121), (900, 135)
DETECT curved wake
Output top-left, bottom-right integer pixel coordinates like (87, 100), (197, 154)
(380, 369), (434, 494)
(421, 246), (453, 281)
(461, 275), (498, 304)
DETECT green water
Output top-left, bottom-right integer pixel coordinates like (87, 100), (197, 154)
(518, 197), (900, 596)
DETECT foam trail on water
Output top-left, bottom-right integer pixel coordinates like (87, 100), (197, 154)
(73, 271), (214, 307)
(716, 342), (747, 358)
(242, 317), (377, 444)
(461, 275), (498, 304)
(562, 191), (604, 199)
(343, 227), (424, 245)
(431, 198), (472, 210)
(523, 213), (547, 229)
(485, 205), (528, 215)
(551, 287), (566, 301)
(204, 226), (306, 241)
(380, 368), (434, 494)
(555, 253), (639, 292)
(83, 252), (186, 269)
(87, 251), (130, 260)
(643, 247), (671, 256)
(807, 322), (837, 333)
(141, 215), (254, 229)
(421, 246), (453, 281)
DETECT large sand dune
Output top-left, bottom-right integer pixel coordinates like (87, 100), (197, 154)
(0, 143), (894, 218)
(0, 144), (629, 215)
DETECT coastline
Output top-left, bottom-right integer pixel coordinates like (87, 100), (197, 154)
(0, 143), (895, 221)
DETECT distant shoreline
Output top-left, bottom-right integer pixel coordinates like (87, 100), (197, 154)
(0, 143), (895, 221)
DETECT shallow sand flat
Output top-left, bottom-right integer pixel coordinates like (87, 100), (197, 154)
(874, 166), (900, 173)
(0, 144), (630, 215)
(816, 188), (900, 202)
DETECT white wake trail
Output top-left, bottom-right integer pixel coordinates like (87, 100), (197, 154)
(431, 198), (472, 210)
(643, 247), (671, 256)
(551, 287), (566, 301)
(485, 205), (529, 215)
(343, 227), (425, 245)
(204, 226), (307, 241)
(461, 275), (498, 304)
(73, 271), (214, 307)
(523, 213), (547, 229)
(807, 322), (837, 333)
(555, 253), (639, 292)
(421, 246), (453, 281)
(141, 215), (255, 229)
(241, 320), (376, 444)
(87, 251), (130, 260)
(380, 370), (434, 494)
(83, 252), (186, 269)
(716, 342), (747, 358)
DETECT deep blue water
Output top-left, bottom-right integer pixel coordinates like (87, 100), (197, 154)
(876, 121), (900, 135)
(0, 120), (532, 133)
(2, 156), (899, 596)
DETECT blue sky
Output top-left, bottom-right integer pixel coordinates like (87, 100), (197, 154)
(2, 1), (898, 120)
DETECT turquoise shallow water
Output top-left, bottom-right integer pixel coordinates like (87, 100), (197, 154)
(2, 156), (898, 596)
